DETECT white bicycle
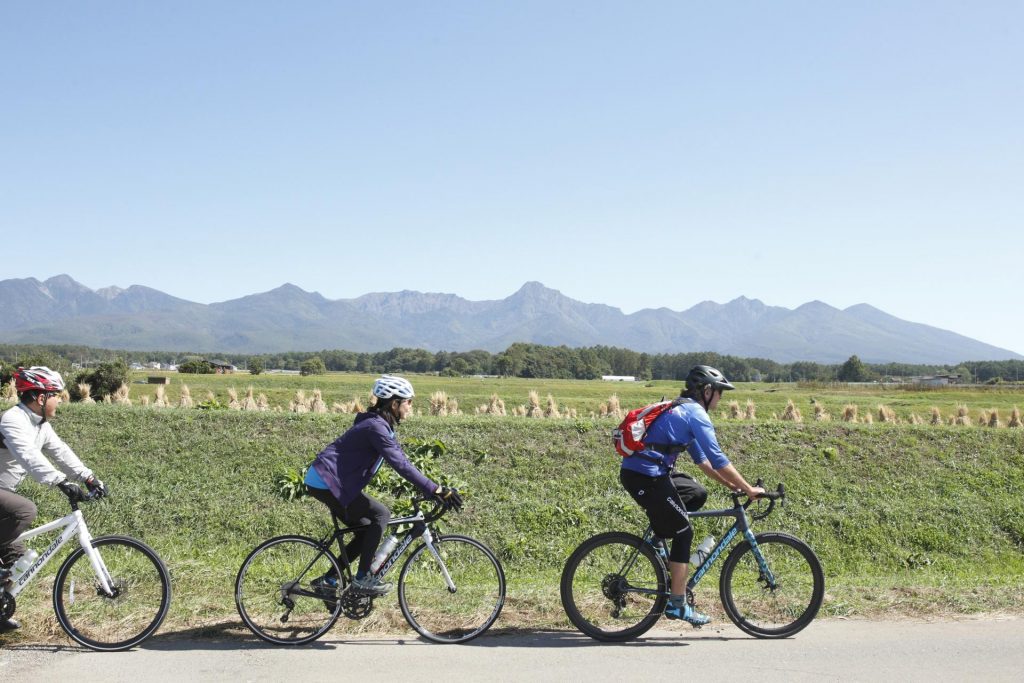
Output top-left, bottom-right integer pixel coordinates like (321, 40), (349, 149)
(1, 490), (171, 651)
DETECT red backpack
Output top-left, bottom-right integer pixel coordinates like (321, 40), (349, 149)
(612, 397), (690, 458)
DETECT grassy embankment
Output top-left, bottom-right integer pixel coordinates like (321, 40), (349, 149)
(5, 394), (1022, 644)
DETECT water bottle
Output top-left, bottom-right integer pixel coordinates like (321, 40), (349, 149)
(370, 535), (399, 574)
(689, 535), (715, 567)
(13, 549), (39, 575)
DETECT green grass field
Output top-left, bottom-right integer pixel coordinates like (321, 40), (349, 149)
(3, 377), (1023, 644)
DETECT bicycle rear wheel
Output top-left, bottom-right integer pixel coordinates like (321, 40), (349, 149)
(53, 535), (171, 651)
(560, 531), (667, 642)
(719, 532), (824, 638)
(398, 534), (505, 643)
(235, 535), (343, 645)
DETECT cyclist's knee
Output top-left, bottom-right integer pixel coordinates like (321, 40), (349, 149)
(12, 497), (36, 525)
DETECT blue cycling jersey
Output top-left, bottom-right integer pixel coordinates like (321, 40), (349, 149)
(304, 464), (330, 490)
(620, 401), (731, 477)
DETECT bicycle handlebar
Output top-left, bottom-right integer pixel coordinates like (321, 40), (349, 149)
(410, 494), (458, 524)
(731, 479), (785, 521)
(65, 487), (105, 511)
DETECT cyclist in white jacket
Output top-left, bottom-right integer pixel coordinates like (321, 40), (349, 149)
(0, 367), (106, 631)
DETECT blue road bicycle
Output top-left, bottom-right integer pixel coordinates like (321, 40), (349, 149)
(560, 482), (824, 641)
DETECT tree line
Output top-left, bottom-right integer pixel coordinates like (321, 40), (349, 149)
(2, 343), (1022, 385)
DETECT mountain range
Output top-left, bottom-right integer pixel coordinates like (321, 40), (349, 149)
(0, 275), (1018, 364)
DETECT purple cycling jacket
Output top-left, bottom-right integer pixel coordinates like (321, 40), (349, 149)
(310, 412), (437, 506)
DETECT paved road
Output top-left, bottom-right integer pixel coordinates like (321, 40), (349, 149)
(3, 617), (1022, 682)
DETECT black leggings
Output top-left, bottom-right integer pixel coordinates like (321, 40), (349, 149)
(306, 487), (390, 577)
(620, 469), (708, 563)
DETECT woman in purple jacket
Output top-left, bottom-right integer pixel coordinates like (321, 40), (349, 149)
(303, 375), (462, 595)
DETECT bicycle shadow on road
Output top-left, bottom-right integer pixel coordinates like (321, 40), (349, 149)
(5, 624), (750, 653)
(136, 624), (746, 652)
(461, 628), (746, 649)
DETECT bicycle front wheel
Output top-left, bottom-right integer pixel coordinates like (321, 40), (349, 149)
(398, 534), (505, 643)
(235, 535), (343, 645)
(719, 532), (824, 638)
(560, 532), (667, 642)
(53, 535), (171, 651)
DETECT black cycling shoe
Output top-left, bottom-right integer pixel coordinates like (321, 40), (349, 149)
(0, 617), (21, 632)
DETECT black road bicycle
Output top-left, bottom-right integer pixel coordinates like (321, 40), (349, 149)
(235, 496), (505, 645)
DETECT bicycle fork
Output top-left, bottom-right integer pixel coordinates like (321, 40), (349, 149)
(742, 530), (778, 591)
(75, 514), (118, 600)
(420, 528), (457, 594)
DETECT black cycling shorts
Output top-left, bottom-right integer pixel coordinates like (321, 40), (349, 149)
(620, 469), (708, 562)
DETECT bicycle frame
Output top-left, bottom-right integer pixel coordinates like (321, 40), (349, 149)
(319, 504), (457, 591)
(8, 509), (115, 599)
(628, 501), (775, 597)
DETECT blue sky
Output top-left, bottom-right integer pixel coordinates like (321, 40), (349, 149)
(3, 2), (1022, 355)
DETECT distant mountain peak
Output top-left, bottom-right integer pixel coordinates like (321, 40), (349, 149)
(97, 286), (125, 300)
(0, 276), (1019, 362)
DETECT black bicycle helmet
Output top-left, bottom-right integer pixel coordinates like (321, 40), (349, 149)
(685, 365), (736, 394)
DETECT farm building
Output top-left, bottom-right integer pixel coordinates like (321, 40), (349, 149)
(206, 359), (237, 374)
(913, 374), (961, 386)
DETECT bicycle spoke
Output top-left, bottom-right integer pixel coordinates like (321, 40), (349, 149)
(398, 535), (505, 643)
(560, 532), (667, 641)
(720, 532), (824, 638)
(53, 536), (170, 651)
(235, 536), (342, 645)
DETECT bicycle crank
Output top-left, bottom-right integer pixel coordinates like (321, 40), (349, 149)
(341, 591), (373, 619)
(0, 591), (15, 621)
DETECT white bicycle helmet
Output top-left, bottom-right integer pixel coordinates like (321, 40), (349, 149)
(372, 374), (415, 400)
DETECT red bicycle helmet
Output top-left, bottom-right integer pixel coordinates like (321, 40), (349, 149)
(14, 366), (66, 394)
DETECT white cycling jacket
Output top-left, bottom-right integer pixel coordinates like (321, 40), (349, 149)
(0, 402), (92, 491)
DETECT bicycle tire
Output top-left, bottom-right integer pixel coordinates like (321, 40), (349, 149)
(560, 531), (668, 642)
(235, 535), (343, 645)
(52, 535), (171, 651)
(719, 531), (824, 638)
(398, 534), (505, 643)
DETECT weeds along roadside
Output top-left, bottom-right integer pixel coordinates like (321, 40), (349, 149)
(6, 404), (1023, 641)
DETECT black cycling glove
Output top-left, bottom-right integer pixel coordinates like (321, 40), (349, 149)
(57, 480), (86, 503)
(434, 486), (464, 511)
(85, 475), (108, 499)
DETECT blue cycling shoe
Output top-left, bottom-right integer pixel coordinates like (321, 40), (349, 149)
(664, 601), (711, 627)
(311, 574), (339, 612)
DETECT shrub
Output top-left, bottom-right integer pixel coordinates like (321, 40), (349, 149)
(72, 360), (131, 401)
(299, 357), (326, 376)
(179, 359), (215, 374)
(249, 358), (265, 375)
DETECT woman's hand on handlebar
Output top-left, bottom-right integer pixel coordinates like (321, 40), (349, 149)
(434, 486), (464, 511)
